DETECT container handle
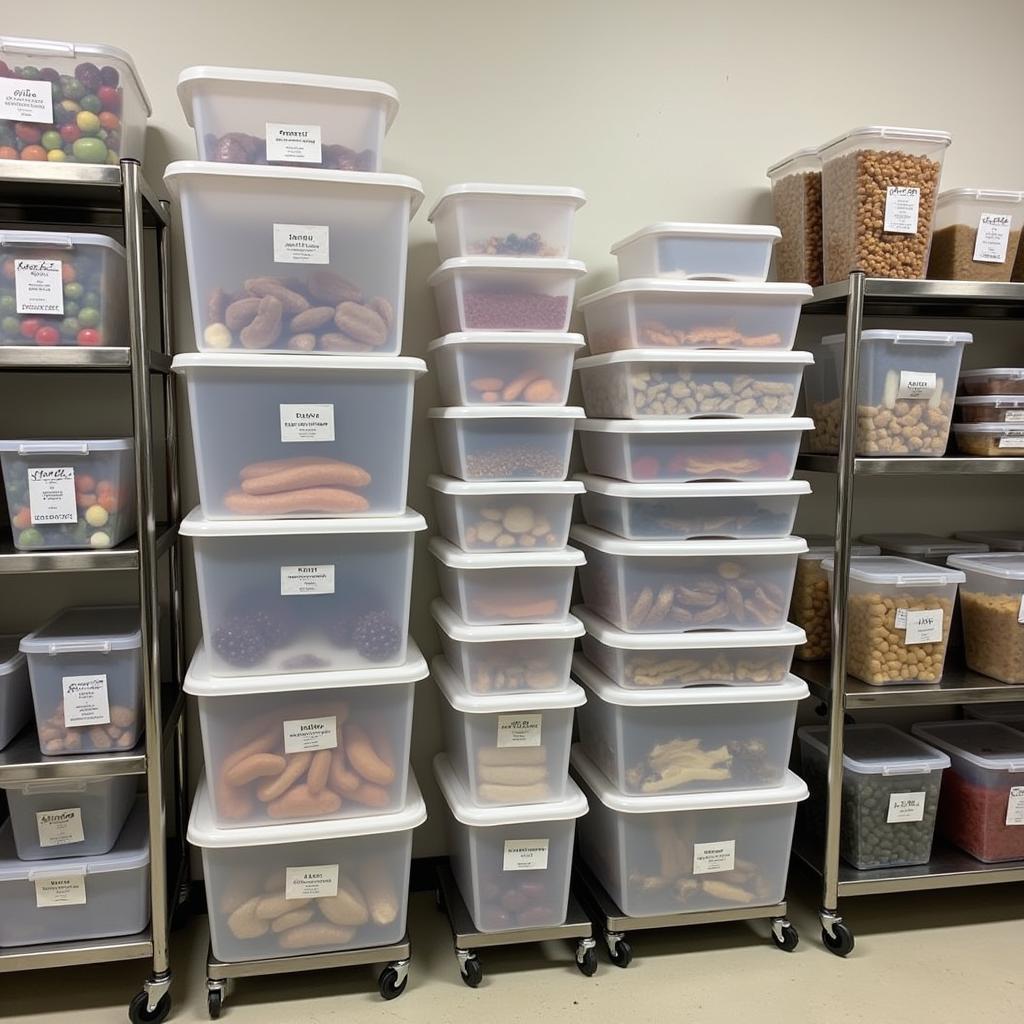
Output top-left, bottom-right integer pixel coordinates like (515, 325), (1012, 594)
(28, 864), (87, 882)
(22, 779), (89, 795)
(48, 639), (112, 655)
(890, 333), (960, 348)
(18, 442), (90, 456)
(0, 233), (75, 251)
(880, 762), (935, 776)
(0, 37), (75, 58)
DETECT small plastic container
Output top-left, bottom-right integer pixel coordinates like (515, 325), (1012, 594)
(434, 752), (586, 932)
(574, 605), (805, 689)
(958, 367), (1024, 396)
(952, 422), (1024, 457)
(798, 724), (949, 870)
(577, 280), (812, 356)
(428, 333), (583, 407)
(180, 507), (424, 676)
(956, 529), (1024, 552)
(428, 257), (586, 334)
(859, 533), (988, 566)
(0, 36), (150, 164)
(0, 636), (31, 750)
(177, 67), (398, 171)
(955, 395), (1024, 424)
(163, 162), (422, 355)
(433, 657), (585, 807)
(571, 526), (805, 634)
(173, 355), (425, 517)
(0, 438), (135, 551)
(430, 406), (581, 482)
(911, 721), (1024, 863)
(963, 703), (1024, 729)
(804, 330), (971, 456)
(429, 537), (584, 627)
(185, 640), (426, 827)
(429, 184), (586, 262)
(576, 349), (812, 420)
(0, 798), (149, 949)
(189, 772), (424, 963)
(819, 126), (951, 283)
(822, 557), (964, 686)
(928, 189), (1024, 282)
(432, 599), (582, 696)
(766, 148), (823, 287)
(571, 745), (806, 919)
(1, 774), (136, 861)
(577, 417), (811, 484)
(428, 475), (582, 552)
(20, 606), (142, 756)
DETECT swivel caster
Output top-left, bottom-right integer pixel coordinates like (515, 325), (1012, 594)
(608, 935), (633, 968)
(207, 988), (223, 1019)
(128, 991), (172, 1024)
(820, 917), (855, 957)
(378, 960), (409, 1000)
(771, 918), (799, 953)
(576, 939), (598, 977)
(459, 954), (483, 988)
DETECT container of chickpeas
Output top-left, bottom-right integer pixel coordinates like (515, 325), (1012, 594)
(766, 147), (823, 287)
(822, 556), (964, 686)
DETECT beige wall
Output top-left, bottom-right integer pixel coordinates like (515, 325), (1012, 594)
(5, 0), (1024, 854)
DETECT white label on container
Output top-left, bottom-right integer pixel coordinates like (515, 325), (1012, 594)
(997, 433), (1024, 449)
(34, 874), (86, 908)
(36, 807), (85, 848)
(279, 404), (335, 443)
(28, 466), (77, 525)
(1005, 411), (1024, 423)
(273, 223), (330, 264)
(904, 609), (943, 645)
(1018, 594), (1024, 625)
(281, 564), (335, 596)
(497, 713), (542, 748)
(693, 839), (736, 875)
(1006, 786), (1024, 826)
(503, 838), (549, 871)
(285, 864), (339, 900)
(283, 716), (338, 754)
(895, 608), (908, 629)
(897, 370), (936, 400)
(973, 213), (1013, 264)
(15, 259), (64, 315)
(887, 791), (926, 824)
(0, 78), (53, 123)
(884, 186), (921, 234)
(61, 674), (110, 727)
(265, 122), (323, 164)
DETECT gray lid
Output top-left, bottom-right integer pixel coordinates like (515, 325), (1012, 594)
(800, 724), (949, 776)
(0, 635), (25, 674)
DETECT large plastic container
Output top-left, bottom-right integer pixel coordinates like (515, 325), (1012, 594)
(571, 526), (805, 634)
(0, 36), (149, 164)
(173, 355), (425, 517)
(180, 507), (424, 676)
(433, 656), (585, 807)
(433, 752), (586, 932)
(955, 395), (1024, 424)
(804, 330), (971, 455)
(429, 184), (586, 262)
(956, 529), (1024, 552)
(189, 772), (424, 963)
(911, 721), (1024, 863)
(576, 417), (812, 484)
(0, 636), (31, 750)
(20, 606), (142, 755)
(432, 599), (582, 696)
(928, 189), (1024, 282)
(577, 280), (812, 356)
(0, 438), (135, 551)
(958, 367), (1024, 396)
(952, 422), (1024, 457)
(766, 148), (823, 287)
(571, 746), (806, 918)
(163, 162), (422, 355)
(819, 126), (951, 283)
(798, 724), (949, 870)
(859, 533), (988, 565)
(963, 703), (1024, 729)
(177, 67), (398, 170)
(0, 798), (149, 948)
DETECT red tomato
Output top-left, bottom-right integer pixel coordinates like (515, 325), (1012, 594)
(75, 474), (97, 494)
(19, 145), (48, 161)
(1, 258), (15, 280)
(60, 262), (76, 283)
(98, 111), (120, 131)
(11, 507), (31, 530)
(14, 123), (41, 144)
(19, 318), (41, 339)
(95, 479), (113, 496)
(77, 492), (97, 509)
(97, 86), (121, 111)
(77, 328), (102, 346)
(35, 325), (60, 346)
(59, 123), (81, 144)
(0, 146), (18, 160)
(631, 456), (661, 480)
(98, 492), (119, 513)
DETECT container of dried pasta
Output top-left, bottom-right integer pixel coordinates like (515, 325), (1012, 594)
(958, 367), (1024, 396)
(952, 422), (1024, 457)
(766, 147), (823, 286)
(927, 189), (1024, 283)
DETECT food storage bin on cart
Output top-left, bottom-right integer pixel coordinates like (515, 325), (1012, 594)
(0, 438), (135, 551)
(189, 771), (425, 962)
(766, 148), (823, 287)
(955, 395), (1024, 424)
(429, 184), (586, 262)
(20, 606), (142, 755)
(0, 635), (31, 750)
(163, 162), (422, 355)
(952, 422), (1024, 457)
(928, 189), (1024, 282)
(911, 721), (1024, 863)
(433, 752), (586, 932)
(803, 330), (971, 455)
(0, 798), (149, 948)
(859, 533), (987, 566)
(177, 66), (398, 170)
(185, 639), (426, 827)
(571, 745), (807, 918)
(0, 36), (150, 163)
(958, 367), (1024, 396)
(181, 507), (424, 676)
(956, 529), (1024, 552)
(433, 656), (585, 806)
(964, 703), (1024, 729)
(577, 280), (812, 356)
(798, 724), (949, 870)
(173, 355), (425, 517)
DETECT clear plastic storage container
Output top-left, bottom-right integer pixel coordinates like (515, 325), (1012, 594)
(0, 438), (135, 551)
(859, 533), (988, 566)
(958, 367), (1024, 396)
(177, 66), (398, 171)
(20, 606), (142, 755)
(163, 162), (422, 355)
(433, 752), (586, 932)
(766, 148), (823, 287)
(956, 529), (1024, 552)
(955, 395), (1024, 424)
(173, 355), (425, 517)
(952, 422), (1024, 457)
(571, 746), (806, 918)
(189, 772), (424, 963)
(963, 703), (1024, 729)
(180, 507), (424, 676)
(928, 189), (1024, 282)
(0, 636), (31, 750)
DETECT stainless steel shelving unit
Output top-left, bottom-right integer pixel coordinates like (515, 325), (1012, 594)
(0, 161), (186, 1023)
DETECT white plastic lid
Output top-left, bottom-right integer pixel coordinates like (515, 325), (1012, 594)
(430, 405), (583, 421)
(428, 257), (586, 288)
(937, 188), (1024, 205)
(799, 724), (949, 777)
(800, 541), (880, 562)
(0, 438), (132, 455)
(959, 367), (1024, 382)
(574, 475), (810, 500)
(766, 147), (821, 177)
(428, 332), (585, 352)
(821, 555), (965, 587)
(611, 223), (781, 254)
(429, 536), (584, 570)
(577, 279), (813, 309)
(431, 599), (584, 643)
(428, 474), (583, 497)
(946, 552), (1024, 580)
(180, 506), (426, 538)
(951, 422), (1024, 436)
(911, 722), (1024, 773)
(432, 656), (585, 714)
(956, 395), (1024, 409)
(819, 126), (952, 157)
(963, 703), (1024, 725)
(859, 533), (989, 559)
(576, 416), (814, 435)
(0, 231), (126, 258)
(171, 353), (426, 375)
(822, 330), (972, 349)
(569, 525), (807, 558)
(955, 530), (1024, 552)
(428, 183), (587, 221)
(20, 606), (141, 656)
(0, 635), (26, 675)
(574, 349), (813, 370)
(433, 753), (587, 827)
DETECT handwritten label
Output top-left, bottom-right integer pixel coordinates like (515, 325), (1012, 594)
(280, 404), (335, 443)
(15, 259), (64, 315)
(281, 564), (335, 596)
(28, 466), (77, 525)
(973, 213), (1013, 264)
(285, 864), (339, 899)
(503, 838), (549, 871)
(1006, 786), (1024, 826)
(273, 223), (330, 264)
(997, 433), (1024, 449)
(497, 713), (542, 748)
(61, 674), (110, 727)
(693, 839), (736, 875)
(904, 608), (943, 645)
(283, 716), (338, 754)
(35, 874), (87, 908)
(884, 186), (921, 234)
(36, 807), (85, 848)
(897, 370), (936, 400)
(887, 791), (926, 824)
(0, 78), (53, 123)
(266, 122), (323, 164)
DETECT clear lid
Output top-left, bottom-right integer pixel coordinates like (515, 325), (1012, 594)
(428, 475), (583, 497)
(0, 635), (25, 674)
(431, 599), (583, 643)
(569, 525), (807, 558)
(574, 475), (810, 500)
(430, 405), (583, 421)
(766, 147), (822, 178)
(937, 188), (1024, 206)
(963, 703), (1024, 725)
(0, 438), (133, 455)
(0, 231), (126, 258)
(946, 552), (1024, 580)
(610, 223), (781, 253)
(958, 367), (1024, 382)
(799, 724), (949, 776)
(951, 422), (1024, 436)
(577, 279), (813, 309)
(576, 416), (813, 435)
(429, 536), (585, 570)
(822, 330), (972, 349)
(821, 555), (965, 587)
(427, 257), (587, 287)
(574, 349), (813, 370)
(428, 332), (584, 352)
(800, 541), (880, 562)
(428, 183), (587, 221)
(955, 529), (1024, 552)
(859, 533), (989, 559)
(171, 353), (426, 375)
(180, 506), (426, 538)
(955, 395), (1024, 408)
(819, 126), (952, 159)
(20, 606), (141, 656)
(433, 656), (585, 714)
(911, 722), (1024, 773)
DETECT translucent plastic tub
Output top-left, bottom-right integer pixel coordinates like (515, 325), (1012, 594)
(952, 422), (1024, 457)
(163, 162), (422, 355)
(958, 367), (1024, 396)
(963, 703), (1024, 729)
(955, 395), (1024, 424)
(173, 355), (425, 517)
(956, 529), (1024, 552)
(766, 148), (823, 287)
(928, 189), (1024, 282)
(859, 533), (987, 566)
(0, 636), (31, 750)
(189, 772), (424, 963)
(181, 507), (424, 676)
(0, 438), (135, 551)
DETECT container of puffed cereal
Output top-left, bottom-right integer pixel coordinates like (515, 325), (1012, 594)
(766, 148), (823, 287)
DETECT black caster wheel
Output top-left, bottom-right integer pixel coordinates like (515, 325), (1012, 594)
(378, 967), (407, 1001)
(460, 957), (483, 988)
(576, 945), (598, 977)
(821, 922), (855, 957)
(207, 989), (223, 1020)
(128, 991), (172, 1024)
(772, 924), (799, 953)
(609, 937), (633, 968)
